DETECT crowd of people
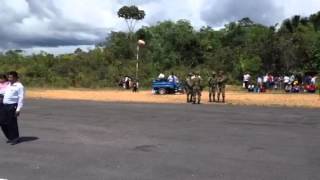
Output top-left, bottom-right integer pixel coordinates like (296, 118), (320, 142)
(154, 71), (318, 104)
(118, 76), (139, 92)
(121, 71), (318, 105)
(243, 73), (318, 93)
(0, 71), (25, 145)
(157, 72), (180, 83)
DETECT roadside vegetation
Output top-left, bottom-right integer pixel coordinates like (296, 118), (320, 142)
(0, 11), (319, 88)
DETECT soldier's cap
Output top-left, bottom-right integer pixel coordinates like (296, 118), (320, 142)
(188, 72), (193, 76)
(194, 71), (200, 75)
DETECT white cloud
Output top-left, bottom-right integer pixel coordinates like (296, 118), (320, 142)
(0, 0), (319, 54)
(0, 0), (29, 23)
(275, 0), (320, 18)
(23, 45), (95, 55)
(201, 0), (285, 26)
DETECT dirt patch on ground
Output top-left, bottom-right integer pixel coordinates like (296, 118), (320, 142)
(26, 89), (320, 108)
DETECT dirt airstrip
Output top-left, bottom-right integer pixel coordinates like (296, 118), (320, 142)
(27, 89), (320, 108)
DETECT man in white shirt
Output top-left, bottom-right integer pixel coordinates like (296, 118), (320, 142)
(311, 76), (317, 85)
(284, 76), (290, 84)
(289, 75), (295, 84)
(243, 73), (251, 89)
(168, 72), (179, 83)
(263, 74), (268, 89)
(283, 75), (290, 90)
(257, 76), (263, 86)
(1, 71), (24, 145)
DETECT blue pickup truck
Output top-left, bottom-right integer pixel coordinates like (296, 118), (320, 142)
(152, 79), (184, 95)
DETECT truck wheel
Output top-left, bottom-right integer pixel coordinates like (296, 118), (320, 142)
(152, 89), (156, 94)
(159, 88), (167, 95)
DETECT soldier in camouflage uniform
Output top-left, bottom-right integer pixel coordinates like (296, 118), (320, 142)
(208, 71), (217, 102)
(217, 70), (228, 103)
(185, 73), (193, 103)
(191, 72), (202, 104)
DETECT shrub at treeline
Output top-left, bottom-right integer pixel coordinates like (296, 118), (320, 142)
(0, 13), (320, 88)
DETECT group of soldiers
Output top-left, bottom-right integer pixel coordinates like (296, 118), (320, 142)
(185, 71), (228, 104)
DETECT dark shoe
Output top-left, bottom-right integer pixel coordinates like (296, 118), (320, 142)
(10, 138), (20, 145)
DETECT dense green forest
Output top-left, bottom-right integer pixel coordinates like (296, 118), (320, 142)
(0, 12), (320, 88)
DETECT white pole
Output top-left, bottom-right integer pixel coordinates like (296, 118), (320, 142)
(136, 45), (139, 81)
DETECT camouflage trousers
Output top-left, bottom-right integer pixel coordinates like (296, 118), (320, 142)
(209, 86), (217, 102)
(192, 87), (202, 104)
(217, 85), (226, 102)
(185, 86), (193, 103)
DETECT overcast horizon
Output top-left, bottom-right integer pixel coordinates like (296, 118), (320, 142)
(1, 0), (320, 55)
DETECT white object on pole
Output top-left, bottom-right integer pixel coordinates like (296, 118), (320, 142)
(137, 39), (145, 46)
(136, 40), (145, 81)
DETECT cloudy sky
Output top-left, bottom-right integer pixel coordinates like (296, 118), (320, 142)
(1, 0), (320, 54)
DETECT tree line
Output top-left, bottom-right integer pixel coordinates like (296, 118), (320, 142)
(0, 12), (319, 88)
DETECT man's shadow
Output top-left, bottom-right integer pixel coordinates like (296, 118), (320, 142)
(18, 136), (39, 143)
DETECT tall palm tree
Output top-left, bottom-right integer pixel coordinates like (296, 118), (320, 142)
(281, 15), (311, 33)
(291, 15), (301, 29)
(282, 19), (293, 33)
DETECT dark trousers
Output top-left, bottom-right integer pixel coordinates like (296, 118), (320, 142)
(244, 81), (249, 89)
(0, 104), (19, 140)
